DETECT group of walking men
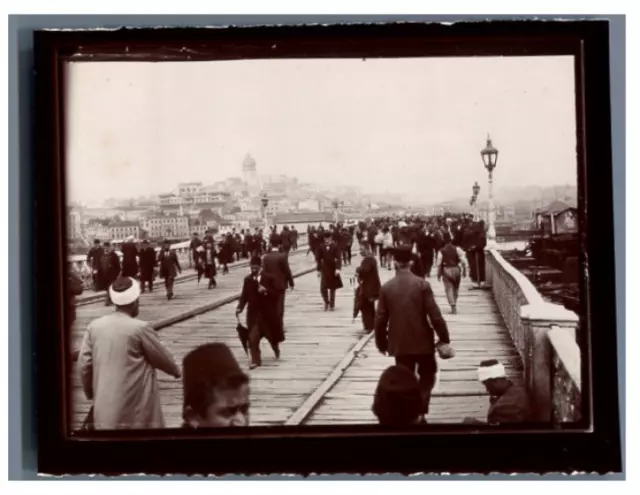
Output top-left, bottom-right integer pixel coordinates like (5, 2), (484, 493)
(86, 237), (182, 302)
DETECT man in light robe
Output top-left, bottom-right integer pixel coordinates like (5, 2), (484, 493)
(78, 276), (181, 430)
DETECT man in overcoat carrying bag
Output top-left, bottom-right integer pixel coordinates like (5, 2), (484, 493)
(236, 256), (282, 369)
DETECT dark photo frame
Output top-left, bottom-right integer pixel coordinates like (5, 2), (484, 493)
(32, 20), (620, 475)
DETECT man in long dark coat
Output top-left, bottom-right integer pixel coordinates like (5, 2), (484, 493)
(189, 232), (202, 269)
(291, 226), (299, 251)
(354, 243), (381, 332)
(86, 239), (104, 291)
(98, 242), (121, 306)
(316, 231), (343, 311)
(280, 226), (292, 255)
(417, 227), (437, 278)
(236, 256), (282, 369)
(139, 240), (157, 293)
(158, 240), (181, 300)
(197, 239), (218, 289)
(121, 236), (139, 278)
(261, 234), (294, 335)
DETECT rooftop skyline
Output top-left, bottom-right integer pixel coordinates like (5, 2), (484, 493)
(65, 56), (578, 205)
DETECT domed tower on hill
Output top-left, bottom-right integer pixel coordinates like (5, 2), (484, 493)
(242, 153), (259, 196)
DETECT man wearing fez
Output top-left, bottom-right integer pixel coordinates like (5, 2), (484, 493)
(316, 231), (343, 311)
(158, 239), (181, 300)
(139, 239), (157, 293)
(374, 245), (455, 417)
(197, 239), (218, 289)
(98, 241), (121, 306)
(262, 234), (294, 332)
(86, 239), (104, 290)
(236, 256), (282, 369)
(78, 276), (181, 430)
(182, 343), (250, 428)
(463, 359), (531, 424)
(372, 365), (427, 426)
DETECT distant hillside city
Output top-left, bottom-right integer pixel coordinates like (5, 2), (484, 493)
(67, 153), (577, 251)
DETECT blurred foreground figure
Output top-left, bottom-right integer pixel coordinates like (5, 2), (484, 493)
(79, 276), (181, 430)
(182, 343), (250, 428)
(372, 365), (427, 426)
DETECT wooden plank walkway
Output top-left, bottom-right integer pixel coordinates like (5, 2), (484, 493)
(70, 249), (313, 355)
(70, 256), (523, 429)
(305, 277), (524, 425)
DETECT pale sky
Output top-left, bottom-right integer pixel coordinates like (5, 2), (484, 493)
(65, 56), (577, 205)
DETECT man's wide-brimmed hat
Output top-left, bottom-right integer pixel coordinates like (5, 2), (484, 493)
(109, 276), (141, 306)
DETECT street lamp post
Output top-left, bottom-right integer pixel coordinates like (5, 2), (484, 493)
(332, 199), (340, 224)
(261, 192), (269, 232)
(480, 135), (499, 247)
(472, 181), (481, 220)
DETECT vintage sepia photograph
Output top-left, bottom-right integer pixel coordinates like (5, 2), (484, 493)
(63, 52), (585, 433)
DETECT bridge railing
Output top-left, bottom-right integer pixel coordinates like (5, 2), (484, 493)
(485, 248), (581, 424)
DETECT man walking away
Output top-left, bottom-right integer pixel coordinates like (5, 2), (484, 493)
(189, 232), (202, 269)
(138, 240), (157, 293)
(121, 236), (139, 278)
(182, 343), (250, 428)
(463, 359), (531, 424)
(437, 233), (468, 314)
(354, 243), (381, 333)
(374, 246), (455, 419)
(261, 234), (294, 334)
(280, 226), (292, 255)
(86, 239), (104, 291)
(291, 226), (299, 250)
(316, 231), (342, 311)
(78, 276), (181, 430)
(98, 242), (121, 306)
(158, 239), (181, 300)
(236, 256), (282, 369)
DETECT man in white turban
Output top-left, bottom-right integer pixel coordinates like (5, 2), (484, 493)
(463, 359), (531, 425)
(78, 276), (181, 430)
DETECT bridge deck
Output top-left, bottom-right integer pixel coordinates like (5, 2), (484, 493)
(70, 252), (523, 429)
(306, 279), (524, 424)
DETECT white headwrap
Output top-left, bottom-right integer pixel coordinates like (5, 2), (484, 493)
(109, 277), (141, 306)
(477, 362), (506, 382)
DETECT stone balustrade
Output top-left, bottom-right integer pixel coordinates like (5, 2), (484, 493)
(485, 248), (581, 424)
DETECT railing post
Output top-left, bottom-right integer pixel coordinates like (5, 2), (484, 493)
(520, 303), (579, 422)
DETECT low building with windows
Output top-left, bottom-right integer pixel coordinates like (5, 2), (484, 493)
(85, 221), (112, 242)
(272, 212), (340, 232)
(108, 221), (141, 241)
(141, 214), (190, 239)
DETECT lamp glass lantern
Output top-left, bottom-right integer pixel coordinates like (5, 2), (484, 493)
(481, 135), (499, 173)
(260, 193), (269, 209)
